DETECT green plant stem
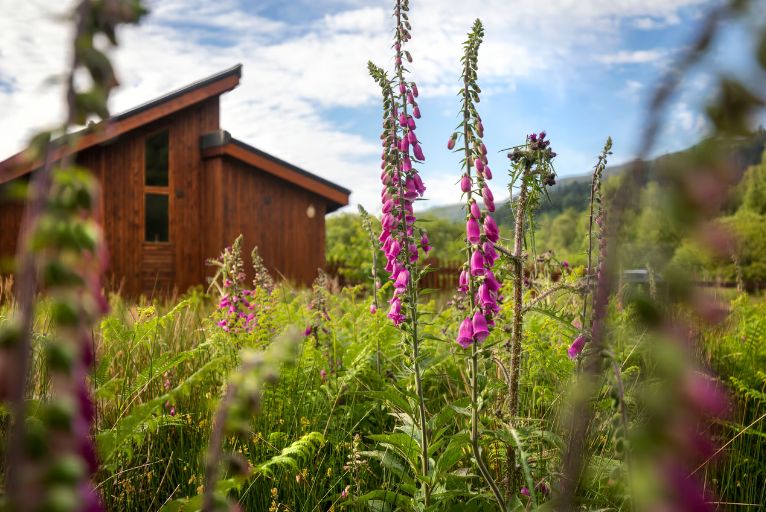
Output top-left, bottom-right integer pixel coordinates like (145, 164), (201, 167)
(459, 51), (506, 510)
(506, 167), (529, 497)
(391, 4), (431, 499)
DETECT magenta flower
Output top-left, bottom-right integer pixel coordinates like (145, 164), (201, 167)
(483, 242), (498, 266)
(483, 215), (499, 242)
(413, 106), (421, 118)
(484, 269), (500, 292)
(568, 334), (587, 359)
(458, 269), (469, 293)
(461, 175), (471, 193)
(472, 312), (489, 342)
(320, 369), (327, 381)
(470, 201), (481, 219)
(467, 217), (481, 245)
(394, 268), (410, 294)
(413, 143), (425, 161)
(457, 317), (474, 348)
(448, 136), (456, 150)
(420, 232), (431, 253)
(370, 303), (377, 314)
(304, 325), (312, 337)
(520, 487), (530, 498)
(470, 250), (486, 276)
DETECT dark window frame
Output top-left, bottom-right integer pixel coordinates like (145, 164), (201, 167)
(143, 127), (171, 244)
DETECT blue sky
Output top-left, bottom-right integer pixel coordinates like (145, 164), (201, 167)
(0, 0), (761, 211)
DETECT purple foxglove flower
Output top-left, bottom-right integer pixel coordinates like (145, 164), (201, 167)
(475, 159), (484, 173)
(470, 201), (481, 219)
(568, 334), (586, 359)
(382, 198), (394, 213)
(412, 83), (419, 97)
(304, 325), (312, 337)
(529, 133), (537, 142)
(477, 122), (484, 137)
(562, 260), (569, 269)
(482, 185), (494, 203)
(384, 258), (394, 273)
(379, 229), (390, 244)
(458, 269), (469, 293)
(471, 250), (486, 276)
(388, 297), (405, 325)
(382, 213), (397, 230)
(484, 215), (499, 242)
(413, 143), (425, 161)
(407, 117), (416, 129)
(395, 56), (402, 66)
(457, 317), (474, 348)
(388, 239), (401, 258)
(408, 131), (417, 144)
(394, 268), (410, 293)
(409, 243), (419, 263)
(472, 312), (490, 342)
(485, 269), (500, 291)
(370, 303), (377, 314)
(484, 242), (498, 266)
(480, 143), (487, 155)
(399, 137), (409, 152)
(477, 283), (494, 308)
(448, 136), (456, 150)
(399, 113), (407, 126)
(466, 217), (481, 245)
(407, 92), (415, 104)
(484, 194), (495, 212)
(399, 82), (406, 94)
(421, 233), (431, 253)
(402, 156), (412, 172)
(320, 369), (327, 381)
(404, 179), (418, 200)
(484, 166), (492, 180)
(460, 175), (471, 193)
(520, 487), (530, 498)
(413, 173), (426, 195)
(413, 106), (421, 119)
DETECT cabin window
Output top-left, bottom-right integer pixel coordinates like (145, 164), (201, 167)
(145, 131), (169, 186)
(145, 194), (169, 242)
(144, 129), (170, 242)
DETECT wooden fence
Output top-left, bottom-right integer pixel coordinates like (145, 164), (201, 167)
(326, 258), (462, 291)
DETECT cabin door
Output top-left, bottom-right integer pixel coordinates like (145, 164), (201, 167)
(141, 128), (176, 295)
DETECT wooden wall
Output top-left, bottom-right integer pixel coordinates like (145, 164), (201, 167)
(0, 180), (25, 274)
(216, 156), (327, 286)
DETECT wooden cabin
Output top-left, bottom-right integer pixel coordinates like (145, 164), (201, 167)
(0, 64), (350, 295)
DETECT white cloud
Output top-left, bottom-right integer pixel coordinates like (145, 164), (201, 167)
(598, 49), (670, 65)
(0, 0), (712, 210)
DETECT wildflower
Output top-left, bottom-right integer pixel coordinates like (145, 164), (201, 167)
(304, 325), (312, 337)
(520, 487), (531, 498)
(466, 217), (481, 245)
(370, 303), (378, 314)
(470, 250), (486, 276)
(413, 143), (425, 161)
(170, 406), (176, 417)
(448, 135), (457, 150)
(320, 369), (327, 382)
(457, 317), (474, 348)
(461, 175), (472, 193)
(341, 485), (351, 499)
(420, 232), (431, 253)
(567, 334), (587, 359)
(470, 201), (481, 219)
(483, 215), (499, 242)
(458, 269), (469, 293)
(472, 312), (489, 342)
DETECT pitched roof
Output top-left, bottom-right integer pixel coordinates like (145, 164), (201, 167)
(0, 64), (243, 184)
(200, 131), (350, 212)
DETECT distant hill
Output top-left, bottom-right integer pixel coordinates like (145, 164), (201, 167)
(425, 128), (766, 226)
